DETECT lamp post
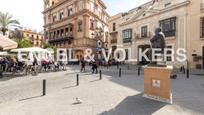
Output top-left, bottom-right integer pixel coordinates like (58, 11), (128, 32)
(91, 27), (105, 62)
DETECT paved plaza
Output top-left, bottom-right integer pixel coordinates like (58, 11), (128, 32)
(0, 65), (203, 115)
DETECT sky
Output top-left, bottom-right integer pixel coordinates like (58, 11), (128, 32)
(0, 0), (151, 31)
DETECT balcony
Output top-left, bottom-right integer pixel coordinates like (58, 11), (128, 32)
(49, 32), (73, 43)
(123, 38), (132, 43)
(201, 2), (204, 12)
(111, 39), (117, 44)
(135, 32), (152, 40)
(109, 31), (118, 35)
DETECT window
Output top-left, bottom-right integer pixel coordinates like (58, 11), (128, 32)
(59, 10), (64, 20)
(78, 0), (83, 11)
(89, 1), (94, 12)
(98, 8), (102, 17)
(90, 20), (94, 30)
(78, 21), (83, 32)
(68, 5), (73, 16)
(52, 1), (54, 5)
(125, 49), (129, 60)
(36, 42), (39, 46)
(159, 17), (176, 37)
(113, 23), (116, 31)
(166, 45), (173, 62)
(122, 29), (132, 43)
(200, 17), (204, 38)
(141, 26), (148, 38)
(52, 14), (57, 22)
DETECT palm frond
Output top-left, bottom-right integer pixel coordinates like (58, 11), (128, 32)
(0, 12), (20, 35)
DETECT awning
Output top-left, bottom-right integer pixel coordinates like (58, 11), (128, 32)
(11, 47), (51, 53)
(0, 51), (8, 56)
(0, 34), (17, 50)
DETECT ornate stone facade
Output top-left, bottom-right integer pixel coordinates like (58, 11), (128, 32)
(43, 0), (109, 59)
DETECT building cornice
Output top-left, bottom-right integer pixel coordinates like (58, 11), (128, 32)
(98, 0), (107, 9)
(119, 0), (190, 27)
(43, 0), (69, 14)
(44, 9), (108, 28)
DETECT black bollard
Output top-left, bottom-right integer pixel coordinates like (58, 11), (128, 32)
(138, 66), (141, 76)
(100, 70), (102, 80)
(127, 65), (130, 70)
(119, 68), (122, 77)
(76, 74), (79, 86)
(42, 80), (46, 96)
(186, 60), (190, 79)
(186, 60), (189, 79)
(0, 71), (3, 79)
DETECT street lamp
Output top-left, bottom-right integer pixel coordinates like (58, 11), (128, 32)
(92, 27), (104, 62)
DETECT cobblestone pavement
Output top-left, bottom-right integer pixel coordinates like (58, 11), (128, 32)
(0, 65), (203, 115)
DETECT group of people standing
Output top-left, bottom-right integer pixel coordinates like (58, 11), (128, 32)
(80, 59), (98, 74)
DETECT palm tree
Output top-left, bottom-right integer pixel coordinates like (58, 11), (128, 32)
(0, 12), (20, 35)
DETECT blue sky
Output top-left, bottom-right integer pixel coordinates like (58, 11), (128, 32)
(0, 0), (151, 31)
(104, 0), (151, 15)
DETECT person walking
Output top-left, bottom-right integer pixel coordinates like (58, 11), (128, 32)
(80, 59), (86, 72)
(92, 61), (98, 74)
(33, 57), (38, 76)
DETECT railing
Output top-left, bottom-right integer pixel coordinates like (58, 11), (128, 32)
(135, 33), (152, 40)
(49, 32), (73, 43)
(123, 38), (132, 43)
(111, 39), (117, 44)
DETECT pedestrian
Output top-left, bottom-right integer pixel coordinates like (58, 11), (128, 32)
(80, 59), (86, 72)
(92, 61), (98, 74)
(33, 57), (38, 76)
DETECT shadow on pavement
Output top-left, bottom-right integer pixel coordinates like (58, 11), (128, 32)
(100, 94), (166, 115)
(89, 79), (100, 83)
(62, 85), (76, 89)
(19, 95), (43, 101)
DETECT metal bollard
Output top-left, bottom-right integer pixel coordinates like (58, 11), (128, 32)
(187, 69), (189, 79)
(100, 70), (102, 80)
(42, 80), (46, 96)
(127, 65), (130, 70)
(76, 74), (79, 86)
(0, 71), (3, 79)
(138, 66), (141, 76)
(119, 68), (122, 77)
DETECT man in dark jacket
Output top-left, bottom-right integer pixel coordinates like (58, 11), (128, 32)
(92, 61), (98, 74)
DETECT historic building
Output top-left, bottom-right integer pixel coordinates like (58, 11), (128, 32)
(108, 13), (122, 55)
(187, 0), (204, 69)
(43, 0), (109, 59)
(21, 29), (44, 47)
(109, 0), (204, 68)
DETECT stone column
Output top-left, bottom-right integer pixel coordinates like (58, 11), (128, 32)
(83, 14), (90, 38)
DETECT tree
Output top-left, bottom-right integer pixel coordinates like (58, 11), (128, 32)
(16, 39), (31, 48)
(43, 43), (56, 53)
(0, 12), (20, 35)
(9, 28), (23, 40)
